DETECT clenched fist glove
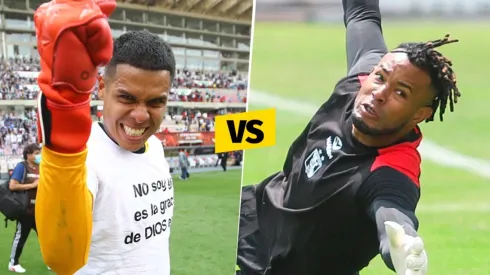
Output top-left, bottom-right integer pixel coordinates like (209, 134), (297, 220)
(385, 221), (428, 275)
(35, 0), (116, 154)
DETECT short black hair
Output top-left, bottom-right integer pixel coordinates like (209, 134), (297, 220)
(23, 143), (40, 160)
(105, 30), (176, 80)
(395, 34), (460, 122)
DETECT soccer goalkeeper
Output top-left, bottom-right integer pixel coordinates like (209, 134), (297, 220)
(34, 1), (176, 274)
(236, 0), (461, 274)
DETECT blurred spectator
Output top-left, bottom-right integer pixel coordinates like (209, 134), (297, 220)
(0, 57), (39, 100)
(0, 57), (246, 155)
(0, 108), (38, 156)
(0, 57), (248, 103)
(173, 69), (247, 90)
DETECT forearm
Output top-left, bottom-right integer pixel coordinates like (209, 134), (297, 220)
(374, 206), (419, 271)
(360, 167), (422, 273)
(342, 0), (386, 76)
(33, 1), (114, 273)
(9, 182), (36, 191)
(36, 146), (93, 275)
(343, 0), (381, 24)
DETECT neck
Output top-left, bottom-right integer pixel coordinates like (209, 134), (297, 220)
(26, 160), (36, 167)
(99, 121), (118, 145)
(352, 126), (411, 148)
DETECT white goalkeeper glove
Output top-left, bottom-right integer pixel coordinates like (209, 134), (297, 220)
(384, 221), (428, 275)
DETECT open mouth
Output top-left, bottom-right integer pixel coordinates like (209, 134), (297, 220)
(120, 124), (148, 140)
(361, 103), (378, 118)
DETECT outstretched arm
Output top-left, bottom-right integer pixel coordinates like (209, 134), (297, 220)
(343, 0), (388, 76)
(358, 167), (428, 274)
(370, 197), (419, 271)
(33, 1), (116, 275)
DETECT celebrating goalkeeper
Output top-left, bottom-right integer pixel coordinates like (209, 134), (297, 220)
(34, 1), (176, 274)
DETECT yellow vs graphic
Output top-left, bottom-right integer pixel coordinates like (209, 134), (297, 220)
(214, 108), (276, 153)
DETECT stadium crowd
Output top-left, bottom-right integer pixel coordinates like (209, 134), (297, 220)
(0, 107), (228, 155)
(160, 109), (216, 133)
(0, 57), (245, 156)
(0, 109), (37, 156)
(1, 57), (248, 103)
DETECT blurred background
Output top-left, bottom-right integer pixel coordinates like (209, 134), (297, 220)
(256, 0), (490, 21)
(0, 0), (252, 174)
(244, 0), (490, 274)
(0, 0), (251, 274)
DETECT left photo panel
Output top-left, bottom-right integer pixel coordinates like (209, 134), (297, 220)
(0, 0), (252, 275)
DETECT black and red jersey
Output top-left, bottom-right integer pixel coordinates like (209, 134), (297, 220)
(249, 74), (422, 275)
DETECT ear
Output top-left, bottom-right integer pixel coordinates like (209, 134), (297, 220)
(412, 106), (433, 124)
(98, 74), (106, 100)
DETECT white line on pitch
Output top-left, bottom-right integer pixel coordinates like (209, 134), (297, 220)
(249, 90), (490, 178)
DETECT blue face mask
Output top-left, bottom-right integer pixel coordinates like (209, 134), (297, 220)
(34, 154), (42, 164)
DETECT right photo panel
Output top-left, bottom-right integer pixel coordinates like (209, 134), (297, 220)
(237, 0), (490, 274)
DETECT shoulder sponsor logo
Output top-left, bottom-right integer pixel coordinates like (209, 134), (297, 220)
(305, 148), (325, 179)
(326, 136), (343, 159)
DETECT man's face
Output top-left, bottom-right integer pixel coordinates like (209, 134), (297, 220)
(99, 64), (171, 151)
(28, 149), (40, 163)
(353, 51), (435, 136)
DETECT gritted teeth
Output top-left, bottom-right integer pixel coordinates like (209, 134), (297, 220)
(123, 125), (145, 137)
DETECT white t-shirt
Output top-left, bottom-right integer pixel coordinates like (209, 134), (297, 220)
(75, 123), (174, 275)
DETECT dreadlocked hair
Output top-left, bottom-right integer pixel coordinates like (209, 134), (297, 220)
(395, 34), (460, 122)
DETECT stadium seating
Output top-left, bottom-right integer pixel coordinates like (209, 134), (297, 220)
(1, 57), (247, 103)
(0, 57), (244, 160)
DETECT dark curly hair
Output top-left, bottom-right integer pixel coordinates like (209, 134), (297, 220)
(394, 34), (460, 122)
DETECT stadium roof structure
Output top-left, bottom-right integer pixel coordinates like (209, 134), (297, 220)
(120, 0), (253, 22)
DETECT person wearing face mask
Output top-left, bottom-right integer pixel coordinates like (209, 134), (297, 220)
(7, 143), (41, 273)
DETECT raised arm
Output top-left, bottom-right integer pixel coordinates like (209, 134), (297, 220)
(343, 0), (388, 76)
(33, 1), (116, 274)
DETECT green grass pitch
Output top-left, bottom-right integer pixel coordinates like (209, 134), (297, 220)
(1, 20), (490, 275)
(243, 21), (490, 275)
(0, 170), (242, 275)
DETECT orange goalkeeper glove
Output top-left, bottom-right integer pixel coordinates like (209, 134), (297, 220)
(35, 0), (116, 154)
